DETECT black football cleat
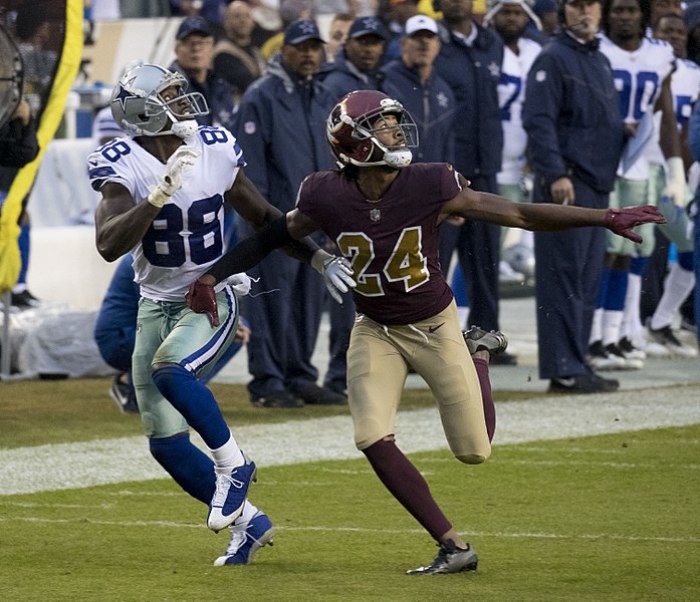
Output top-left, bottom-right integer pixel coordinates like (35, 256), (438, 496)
(291, 382), (347, 406)
(548, 373), (619, 394)
(251, 391), (304, 409)
(406, 541), (479, 575)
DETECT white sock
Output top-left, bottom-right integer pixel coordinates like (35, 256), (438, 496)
(602, 309), (624, 346)
(622, 273), (642, 341)
(650, 264), (695, 330)
(590, 308), (603, 344)
(519, 229), (534, 250)
(457, 306), (470, 330)
(209, 432), (244, 473)
(233, 500), (259, 526)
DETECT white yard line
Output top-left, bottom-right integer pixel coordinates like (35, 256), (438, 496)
(2, 387), (699, 495)
(1, 515), (698, 545)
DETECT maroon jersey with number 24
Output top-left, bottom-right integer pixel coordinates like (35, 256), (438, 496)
(296, 162), (463, 325)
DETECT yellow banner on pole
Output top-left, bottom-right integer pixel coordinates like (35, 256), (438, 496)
(0, 0), (83, 292)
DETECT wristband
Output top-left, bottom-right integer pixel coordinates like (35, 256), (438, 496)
(147, 186), (168, 208)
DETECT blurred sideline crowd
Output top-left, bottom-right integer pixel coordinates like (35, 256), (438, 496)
(1, 0), (700, 405)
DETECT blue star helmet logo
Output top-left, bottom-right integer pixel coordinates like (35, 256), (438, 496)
(300, 21), (316, 34)
(362, 17), (378, 30)
(114, 84), (137, 111)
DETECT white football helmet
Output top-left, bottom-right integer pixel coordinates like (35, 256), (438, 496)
(110, 63), (209, 138)
(504, 243), (535, 279)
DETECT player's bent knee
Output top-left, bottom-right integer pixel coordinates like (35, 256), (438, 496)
(455, 452), (489, 465)
(454, 441), (491, 464)
(151, 360), (179, 373)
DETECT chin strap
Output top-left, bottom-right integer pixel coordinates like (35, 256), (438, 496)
(171, 119), (199, 139)
(383, 149), (413, 168)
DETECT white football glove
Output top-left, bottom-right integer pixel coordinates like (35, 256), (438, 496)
(147, 146), (201, 208)
(665, 157), (688, 208)
(311, 250), (356, 304)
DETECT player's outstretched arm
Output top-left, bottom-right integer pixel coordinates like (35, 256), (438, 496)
(441, 187), (665, 244)
(187, 210), (356, 325)
(223, 171), (356, 295)
(226, 168), (323, 263)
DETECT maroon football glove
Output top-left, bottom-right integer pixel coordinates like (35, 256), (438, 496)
(604, 205), (665, 244)
(186, 280), (220, 327)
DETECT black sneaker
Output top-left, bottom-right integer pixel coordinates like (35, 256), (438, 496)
(605, 342), (641, 369)
(109, 375), (139, 414)
(548, 373), (619, 394)
(406, 541), (478, 575)
(589, 372), (620, 390)
(10, 289), (41, 310)
(291, 382), (347, 406)
(462, 326), (509, 356)
(648, 324), (698, 358)
(587, 340), (626, 371)
(251, 391), (304, 409)
(618, 337), (646, 361)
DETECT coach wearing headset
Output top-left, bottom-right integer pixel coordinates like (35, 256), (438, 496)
(522, 0), (625, 393)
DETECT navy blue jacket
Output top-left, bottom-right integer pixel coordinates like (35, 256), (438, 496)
(322, 51), (385, 104)
(380, 60), (456, 164)
(522, 32), (624, 194)
(689, 100), (700, 162)
(94, 254), (139, 339)
(169, 61), (236, 132)
(232, 54), (336, 213)
(434, 22), (504, 178)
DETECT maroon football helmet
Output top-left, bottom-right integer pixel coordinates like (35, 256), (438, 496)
(326, 90), (419, 168)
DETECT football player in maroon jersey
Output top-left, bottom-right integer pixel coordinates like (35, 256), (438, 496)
(187, 90), (664, 574)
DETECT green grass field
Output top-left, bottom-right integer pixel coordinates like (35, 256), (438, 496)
(1, 379), (699, 601)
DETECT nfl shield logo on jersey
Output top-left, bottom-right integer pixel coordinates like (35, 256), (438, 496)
(369, 208), (381, 222)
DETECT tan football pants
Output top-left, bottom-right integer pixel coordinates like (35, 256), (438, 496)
(347, 300), (491, 464)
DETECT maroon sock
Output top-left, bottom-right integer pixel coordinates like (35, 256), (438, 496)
(472, 356), (496, 442)
(362, 439), (452, 540)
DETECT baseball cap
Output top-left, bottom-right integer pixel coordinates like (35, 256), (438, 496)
(284, 19), (325, 45)
(404, 15), (439, 36)
(176, 16), (213, 41)
(486, 0), (535, 8)
(348, 16), (390, 41)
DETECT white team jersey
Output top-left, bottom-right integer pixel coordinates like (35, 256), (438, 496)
(645, 58), (700, 167)
(88, 126), (245, 301)
(497, 38), (541, 185)
(599, 35), (675, 179)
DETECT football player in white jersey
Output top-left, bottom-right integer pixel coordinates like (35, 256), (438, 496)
(588, 0), (684, 370)
(484, 0), (542, 283)
(643, 13), (699, 357)
(90, 63), (354, 566)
